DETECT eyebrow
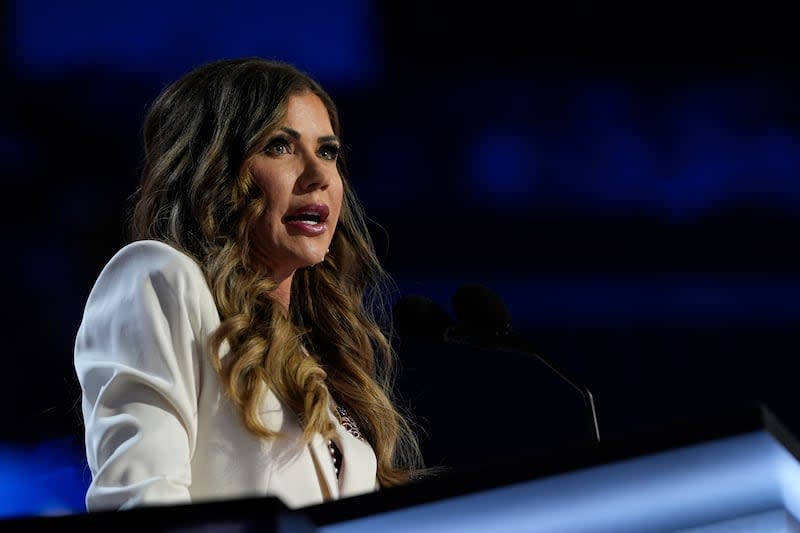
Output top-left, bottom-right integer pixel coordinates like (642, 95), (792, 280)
(279, 127), (339, 144)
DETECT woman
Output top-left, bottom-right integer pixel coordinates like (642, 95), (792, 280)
(74, 57), (428, 512)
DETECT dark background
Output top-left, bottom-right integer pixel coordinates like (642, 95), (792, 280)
(1, 0), (798, 517)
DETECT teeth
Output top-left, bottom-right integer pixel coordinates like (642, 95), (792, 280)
(288, 213), (321, 224)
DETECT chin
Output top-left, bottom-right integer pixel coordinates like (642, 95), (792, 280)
(306, 251), (328, 267)
(295, 243), (330, 269)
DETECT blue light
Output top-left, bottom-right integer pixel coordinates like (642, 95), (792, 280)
(10, 0), (377, 88)
(467, 127), (536, 208)
(396, 275), (800, 328)
(0, 437), (88, 518)
(319, 431), (799, 532)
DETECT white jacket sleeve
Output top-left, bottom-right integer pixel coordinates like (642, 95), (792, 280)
(74, 240), (215, 512)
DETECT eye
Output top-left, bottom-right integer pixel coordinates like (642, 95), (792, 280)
(318, 143), (340, 161)
(264, 136), (292, 156)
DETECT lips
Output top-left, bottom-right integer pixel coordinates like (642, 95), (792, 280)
(282, 204), (330, 236)
(283, 204), (329, 224)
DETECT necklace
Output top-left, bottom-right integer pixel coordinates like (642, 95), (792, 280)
(327, 406), (364, 479)
(335, 405), (364, 440)
(327, 439), (342, 478)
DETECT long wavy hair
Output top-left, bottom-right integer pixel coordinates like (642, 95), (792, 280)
(127, 57), (427, 486)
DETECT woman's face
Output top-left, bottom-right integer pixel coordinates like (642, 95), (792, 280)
(249, 91), (344, 283)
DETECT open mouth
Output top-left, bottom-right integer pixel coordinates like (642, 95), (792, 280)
(283, 204), (330, 225)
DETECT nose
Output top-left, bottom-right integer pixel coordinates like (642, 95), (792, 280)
(296, 156), (332, 192)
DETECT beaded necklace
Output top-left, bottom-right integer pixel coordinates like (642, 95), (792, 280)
(328, 405), (364, 479)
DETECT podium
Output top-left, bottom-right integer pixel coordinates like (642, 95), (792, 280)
(304, 402), (800, 532)
(4, 403), (800, 532)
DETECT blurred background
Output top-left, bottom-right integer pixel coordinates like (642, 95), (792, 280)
(1, 0), (798, 519)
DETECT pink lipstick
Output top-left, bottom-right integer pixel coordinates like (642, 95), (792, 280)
(283, 204), (330, 236)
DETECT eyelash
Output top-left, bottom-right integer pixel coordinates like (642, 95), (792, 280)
(263, 136), (340, 161)
(318, 143), (340, 161)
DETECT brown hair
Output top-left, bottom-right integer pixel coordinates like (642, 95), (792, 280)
(129, 57), (427, 486)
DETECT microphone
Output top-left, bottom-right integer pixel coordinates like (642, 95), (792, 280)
(391, 294), (455, 342)
(392, 287), (601, 443)
(451, 284), (600, 443)
(450, 283), (514, 340)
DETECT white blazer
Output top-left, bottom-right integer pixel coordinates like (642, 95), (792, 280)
(74, 240), (379, 512)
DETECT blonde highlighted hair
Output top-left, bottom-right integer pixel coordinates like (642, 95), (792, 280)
(128, 57), (427, 486)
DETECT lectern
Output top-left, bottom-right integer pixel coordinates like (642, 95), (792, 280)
(304, 402), (800, 532)
(4, 403), (800, 532)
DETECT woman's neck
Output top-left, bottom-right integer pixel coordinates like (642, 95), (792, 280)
(270, 273), (294, 312)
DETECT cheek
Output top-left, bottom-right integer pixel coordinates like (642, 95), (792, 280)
(253, 180), (288, 229)
(256, 206), (282, 241)
(332, 186), (345, 226)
